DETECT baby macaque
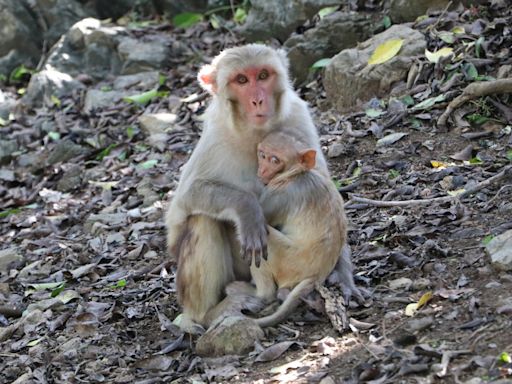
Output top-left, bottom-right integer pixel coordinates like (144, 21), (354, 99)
(247, 131), (348, 326)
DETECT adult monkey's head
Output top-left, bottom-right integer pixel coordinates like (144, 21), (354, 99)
(198, 44), (293, 132)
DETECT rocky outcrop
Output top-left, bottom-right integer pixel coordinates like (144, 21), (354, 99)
(324, 25), (426, 112)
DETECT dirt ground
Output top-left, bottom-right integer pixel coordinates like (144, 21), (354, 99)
(1, 8), (512, 384)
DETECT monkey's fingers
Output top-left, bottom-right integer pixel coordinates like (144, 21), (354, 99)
(253, 248), (261, 268)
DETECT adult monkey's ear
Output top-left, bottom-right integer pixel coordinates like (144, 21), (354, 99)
(198, 64), (218, 94)
(300, 149), (316, 170)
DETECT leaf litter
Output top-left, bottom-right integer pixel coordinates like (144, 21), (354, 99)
(1, 2), (512, 383)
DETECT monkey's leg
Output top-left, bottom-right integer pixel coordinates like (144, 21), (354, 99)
(176, 215), (235, 327)
(251, 226), (295, 301)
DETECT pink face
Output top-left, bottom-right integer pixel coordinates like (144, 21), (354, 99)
(227, 66), (277, 126)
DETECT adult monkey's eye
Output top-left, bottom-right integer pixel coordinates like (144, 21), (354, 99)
(258, 70), (269, 80)
(270, 156), (280, 165)
(236, 74), (248, 84)
(258, 151), (266, 159)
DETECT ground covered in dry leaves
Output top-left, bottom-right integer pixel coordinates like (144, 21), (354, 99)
(1, 5), (512, 384)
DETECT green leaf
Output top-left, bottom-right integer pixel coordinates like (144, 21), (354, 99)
(368, 39), (403, 65)
(482, 235), (494, 246)
(466, 113), (488, 125)
(388, 169), (400, 179)
(464, 62), (478, 80)
(123, 89), (168, 106)
(469, 156), (483, 164)
(51, 284), (66, 297)
(158, 73), (167, 86)
(475, 36), (484, 58)
(209, 14), (221, 29)
(0, 74), (7, 82)
(382, 15), (392, 29)
(499, 351), (512, 364)
(506, 150), (512, 161)
(9, 64), (33, 82)
(126, 126), (136, 140)
(412, 94), (445, 110)
(100, 85), (112, 92)
(96, 144), (117, 161)
(114, 279), (127, 289)
(0, 117), (7, 126)
(438, 31), (455, 44)
(332, 178), (341, 189)
(47, 131), (60, 141)
(234, 8), (247, 24)
(401, 95), (415, 106)
(318, 6), (338, 19)
(0, 208), (21, 218)
(311, 58), (331, 69)
(27, 337), (44, 347)
(50, 95), (61, 107)
(139, 159), (158, 169)
(365, 108), (384, 118)
(17, 88), (26, 95)
(172, 12), (203, 28)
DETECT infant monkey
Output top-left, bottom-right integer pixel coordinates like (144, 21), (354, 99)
(245, 130), (348, 326)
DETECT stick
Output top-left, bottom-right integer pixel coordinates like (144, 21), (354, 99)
(438, 78), (512, 128)
(347, 164), (512, 208)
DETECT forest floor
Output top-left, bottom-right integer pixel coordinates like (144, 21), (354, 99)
(1, 10), (512, 384)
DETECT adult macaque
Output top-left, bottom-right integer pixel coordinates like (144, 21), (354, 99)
(165, 44), (358, 330)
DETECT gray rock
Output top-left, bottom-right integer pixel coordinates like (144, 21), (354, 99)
(486, 229), (512, 270)
(138, 113), (178, 135)
(47, 140), (87, 165)
(240, 0), (340, 42)
(0, 139), (18, 164)
(34, 0), (94, 46)
(113, 71), (161, 90)
(22, 68), (84, 108)
(83, 89), (126, 114)
(285, 12), (375, 84)
(324, 25), (426, 112)
(196, 316), (264, 357)
(389, 0), (453, 23)
(84, 212), (127, 233)
(0, 247), (23, 273)
(0, 90), (16, 120)
(117, 36), (171, 75)
(45, 18), (124, 80)
(57, 165), (83, 192)
(0, 0), (41, 75)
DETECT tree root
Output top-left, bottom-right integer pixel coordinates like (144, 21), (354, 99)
(346, 164), (512, 208)
(437, 78), (512, 128)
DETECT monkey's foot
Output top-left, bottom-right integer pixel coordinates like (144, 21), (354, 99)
(173, 313), (205, 335)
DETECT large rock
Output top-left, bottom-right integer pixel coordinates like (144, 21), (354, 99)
(22, 67), (84, 108)
(117, 35), (172, 75)
(44, 18), (124, 80)
(324, 25), (426, 112)
(195, 316), (264, 357)
(0, 0), (42, 75)
(34, 0), (94, 47)
(388, 0), (453, 23)
(285, 12), (375, 85)
(487, 229), (512, 270)
(240, 0), (341, 42)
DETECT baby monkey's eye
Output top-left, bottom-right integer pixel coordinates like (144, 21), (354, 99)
(258, 151), (266, 159)
(236, 74), (248, 84)
(270, 156), (280, 165)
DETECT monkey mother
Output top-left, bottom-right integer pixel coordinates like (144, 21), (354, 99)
(165, 44), (355, 329)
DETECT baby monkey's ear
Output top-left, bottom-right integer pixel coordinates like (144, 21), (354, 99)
(299, 149), (316, 170)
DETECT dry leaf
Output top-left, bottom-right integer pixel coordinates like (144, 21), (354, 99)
(425, 47), (454, 63)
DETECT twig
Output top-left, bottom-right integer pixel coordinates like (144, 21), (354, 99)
(348, 164), (512, 208)
(438, 78), (512, 128)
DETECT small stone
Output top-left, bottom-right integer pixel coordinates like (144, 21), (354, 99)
(389, 277), (413, 290)
(196, 316), (264, 357)
(486, 229), (512, 270)
(0, 247), (23, 273)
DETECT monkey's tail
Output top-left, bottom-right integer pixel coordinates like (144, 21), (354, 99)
(255, 278), (315, 328)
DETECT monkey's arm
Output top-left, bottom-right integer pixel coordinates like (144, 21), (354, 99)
(184, 179), (268, 264)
